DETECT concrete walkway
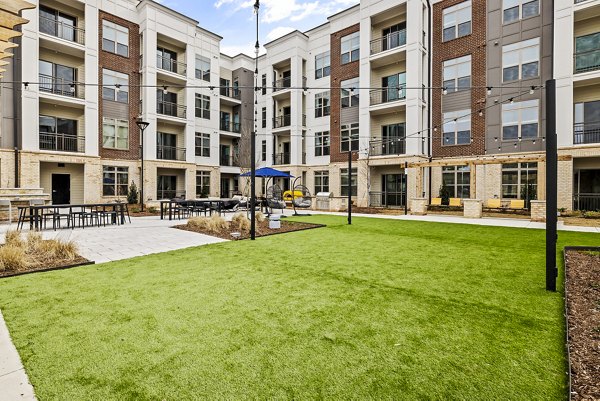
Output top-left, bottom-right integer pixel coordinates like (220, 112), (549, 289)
(0, 311), (36, 401)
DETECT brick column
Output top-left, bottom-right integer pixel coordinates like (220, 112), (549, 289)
(463, 199), (482, 218)
(530, 200), (546, 222)
(411, 198), (427, 215)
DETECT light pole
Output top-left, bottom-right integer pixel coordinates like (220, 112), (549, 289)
(136, 119), (149, 212)
(250, 0), (260, 240)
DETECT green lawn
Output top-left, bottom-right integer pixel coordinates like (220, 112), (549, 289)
(0, 216), (597, 400)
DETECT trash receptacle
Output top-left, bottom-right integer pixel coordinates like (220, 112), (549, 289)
(269, 214), (281, 229)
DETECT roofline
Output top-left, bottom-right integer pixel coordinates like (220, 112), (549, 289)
(327, 3), (360, 21)
(263, 29), (309, 48)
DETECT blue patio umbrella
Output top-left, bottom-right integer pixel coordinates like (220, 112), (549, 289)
(240, 167), (293, 178)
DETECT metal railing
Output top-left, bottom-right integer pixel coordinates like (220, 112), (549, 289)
(39, 132), (85, 153)
(574, 48), (600, 73)
(39, 74), (85, 99)
(273, 152), (290, 165)
(370, 29), (407, 55)
(220, 155), (240, 167)
(370, 88), (406, 105)
(574, 193), (600, 211)
(369, 138), (406, 156)
(273, 76), (306, 92)
(273, 114), (291, 128)
(157, 145), (186, 161)
(157, 189), (186, 200)
(39, 16), (85, 45)
(574, 122), (600, 144)
(220, 87), (241, 100)
(156, 54), (187, 76)
(157, 101), (186, 118)
(369, 191), (406, 208)
(219, 121), (241, 133)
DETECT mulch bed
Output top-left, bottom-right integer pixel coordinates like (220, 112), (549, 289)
(130, 211), (160, 217)
(175, 219), (324, 240)
(0, 257), (93, 278)
(565, 248), (600, 400)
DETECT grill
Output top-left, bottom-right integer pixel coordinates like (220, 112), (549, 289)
(316, 192), (333, 210)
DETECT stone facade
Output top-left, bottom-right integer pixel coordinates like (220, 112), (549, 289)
(530, 200), (546, 222)
(463, 199), (482, 218)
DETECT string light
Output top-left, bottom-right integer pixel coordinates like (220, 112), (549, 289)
(442, 87), (448, 95)
(163, 86), (168, 94)
(487, 87), (492, 95)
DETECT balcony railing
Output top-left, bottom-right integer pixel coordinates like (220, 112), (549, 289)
(220, 154), (240, 167)
(369, 138), (406, 156)
(39, 16), (85, 45)
(574, 49), (600, 74)
(370, 29), (407, 55)
(574, 122), (600, 144)
(273, 114), (291, 128)
(157, 145), (186, 161)
(157, 189), (186, 200)
(370, 88), (406, 106)
(369, 191), (406, 208)
(156, 55), (187, 76)
(220, 121), (241, 133)
(273, 152), (290, 165)
(39, 132), (85, 153)
(220, 87), (241, 100)
(272, 76), (306, 92)
(157, 101), (186, 118)
(39, 74), (85, 99)
(574, 193), (600, 211)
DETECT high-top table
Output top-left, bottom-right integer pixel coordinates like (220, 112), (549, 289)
(17, 202), (128, 231)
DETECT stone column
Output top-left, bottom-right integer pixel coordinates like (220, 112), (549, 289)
(411, 198), (427, 215)
(463, 199), (483, 218)
(530, 200), (546, 222)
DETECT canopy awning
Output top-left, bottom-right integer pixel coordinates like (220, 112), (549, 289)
(240, 167), (293, 178)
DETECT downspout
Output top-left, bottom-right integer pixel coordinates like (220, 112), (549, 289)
(13, 26), (22, 188)
(426, 0), (432, 202)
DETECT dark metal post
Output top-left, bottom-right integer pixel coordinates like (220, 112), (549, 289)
(250, 0), (260, 240)
(404, 161), (408, 215)
(348, 151), (352, 225)
(545, 79), (557, 292)
(136, 120), (149, 212)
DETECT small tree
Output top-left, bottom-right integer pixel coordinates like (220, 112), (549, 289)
(439, 182), (451, 206)
(127, 181), (139, 205)
(520, 182), (537, 209)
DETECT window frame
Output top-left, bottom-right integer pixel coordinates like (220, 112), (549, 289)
(442, 1), (472, 42)
(442, 165), (471, 199)
(340, 167), (358, 196)
(102, 166), (129, 197)
(262, 107), (267, 128)
(195, 55), (211, 81)
(501, 162), (537, 199)
(502, 0), (539, 24)
(341, 79), (359, 109)
(102, 20), (129, 57)
(340, 32), (360, 64)
(502, 37), (540, 82)
(442, 109), (471, 146)
(314, 171), (329, 194)
(196, 170), (211, 198)
(194, 132), (210, 157)
(315, 51), (331, 79)
(261, 140), (267, 161)
(502, 99), (539, 140)
(102, 117), (129, 150)
(315, 91), (331, 117)
(443, 55), (472, 92)
(314, 131), (330, 157)
(195, 94), (210, 119)
(341, 122), (359, 152)
(102, 69), (129, 103)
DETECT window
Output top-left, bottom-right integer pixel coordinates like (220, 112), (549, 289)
(261, 74), (266, 95)
(341, 122), (359, 152)
(502, 38), (540, 82)
(157, 47), (177, 73)
(340, 168), (357, 196)
(39, 61), (77, 96)
(503, 0), (539, 24)
(39, 116), (79, 151)
(443, 1), (471, 41)
(315, 131), (330, 156)
(39, 6), (77, 42)
(575, 32), (600, 73)
(196, 171), (211, 198)
(443, 110), (471, 145)
(102, 166), (128, 196)
(315, 51), (331, 79)
(502, 100), (539, 140)
(382, 123), (406, 154)
(381, 72), (406, 102)
(574, 100), (600, 144)
(262, 107), (267, 128)
(195, 94), (210, 119)
(261, 140), (267, 161)
(341, 32), (360, 64)
(502, 162), (537, 199)
(443, 55), (471, 92)
(315, 91), (331, 117)
(102, 69), (129, 103)
(195, 133), (210, 157)
(315, 171), (329, 193)
(341, 78), (359, 108)
(195, 55), (211, 81)
(102, 118), (129, 149)
(102, 20), (129, 57)
(442, 166), (470, 198)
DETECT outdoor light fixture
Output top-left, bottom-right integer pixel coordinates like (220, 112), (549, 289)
(163, 86), (168, 94)
(530, 86), (535, 94)
(442, 87), (447, 95)
(70, 83), (75, 93)
(136, 119), (150, 212)
(487, 87), (492, 95)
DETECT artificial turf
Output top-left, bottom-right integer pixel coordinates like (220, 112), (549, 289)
(0, 215), (597, 400)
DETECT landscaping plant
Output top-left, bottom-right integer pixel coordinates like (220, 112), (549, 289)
(127, 181), (139, 205)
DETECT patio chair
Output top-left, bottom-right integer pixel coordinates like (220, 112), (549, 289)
(51, 206), (72, 230)
(449, 198), (462, 207)
(430, 198), (442, 206)
(17, 199), (46, 230)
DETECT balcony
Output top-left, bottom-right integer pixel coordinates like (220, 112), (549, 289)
(574, 121), (600, 144)
(39, 132), (84, 153)
(39, 16), (85, 45)
(370, 30), (406, 55)
(157, 101), (186, 119)
(369, 191), (406, 208)
(273, 76), (306, 92)
(220, 154), (240, 167)
(156, 55), (186, 76)
(157, 189), (186, 200)
(220, 120), (241, 133)
(220, 87), (241, 100)
(369, 138), (406, 156)
(574, 48), (600, 74)
(157, 145), (186, 161)
(370, 88), (406, 106)
(273, 115), (291, 129)
(39, 74), (85, 99)
(273, 152), (290, 165)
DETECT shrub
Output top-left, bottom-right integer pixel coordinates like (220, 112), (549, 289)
(25, 231), (43, 253)
(439, 183), (450, 206)
(255, 211), (266, 222)
(583, 211), (600, 219)
(130, 206), (140, 213)
(207, 215), (227, 232)
(127, 181), (139, 205)
(560, 210), (583, 218)
(188, 217), (210, 230)
(148, 206), (158, 214)
(0, 244), (27, 272)
(5, 230), (23, 247)
(232, 213), (251, 232)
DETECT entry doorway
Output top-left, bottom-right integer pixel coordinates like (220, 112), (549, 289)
(52, 174), (70, 204)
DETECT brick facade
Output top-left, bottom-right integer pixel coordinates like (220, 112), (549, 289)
(329, 23), (360, 163)
(98, 11), (141, 160)
(432, 0), (486, 158)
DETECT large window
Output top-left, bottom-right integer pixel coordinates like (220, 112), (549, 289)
(341, 122), (359, 152)
(315, 131), (330, 156)
(502, 100), (539, 140)
(503, 0), (539, 24)
(315, 171), (329, 194)
(442, 166), (471, 198)
(382, 123), (406, 154)
(503, 38), (540, 81)
(103, 166), (128, 196)
(341, 78), (359, 108)
(261, 140), (267, 161)
(340, 168), (357, 196)
(262, 107), (267, 128)
(574, 100), (600, 144)
(315, 91), (330, 117)
(102, 20), (129, 57)
(195, 94), (210, 119)
(443, 1), (471, 41)
(102, 118), (129, 149)
(261, 74), (267, 95)
(195, 55), (211, 81)
(443, 110), (471, 145)
(196, 171), (211, 198)
(341, 32), (360, 64)
(102, 69), (129, 103)
(575, 32), (600, 74)
(195, 133), (210, 157)
(315, 51), (331, 79)
(39, 6), (77, 42)
(443, 55), (471, 92)
(502, 162), (537, 199)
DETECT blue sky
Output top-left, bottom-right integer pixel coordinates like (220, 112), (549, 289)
(156, 0), (359, 56)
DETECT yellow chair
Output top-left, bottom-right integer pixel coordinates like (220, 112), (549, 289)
(487, 199), (502, 209)
(430, 197), (442, 206)
(449, 198), (462, 207)
(510, 199), (525, 209)
(283, 190), (303, 202)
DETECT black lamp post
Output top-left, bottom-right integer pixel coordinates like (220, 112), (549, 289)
(136, 119), (149, 212)
(250, 0), (260, 240)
